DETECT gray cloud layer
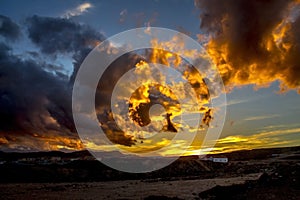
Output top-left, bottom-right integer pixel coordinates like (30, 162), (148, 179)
(0, 15), (20, 41)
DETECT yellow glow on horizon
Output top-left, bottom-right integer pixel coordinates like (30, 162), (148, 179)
(75, 126), (299, 157)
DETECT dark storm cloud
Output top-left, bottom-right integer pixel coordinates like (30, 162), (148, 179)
(0, 15), (139, 149)
(26, 15), (104, 55)
(24, 15), (106, 134)
(0, 15), (21, 41)
(26, 15), (104, 89)
(0, 41), (73, 134)
(0, 42), (10, 59)
(195, 0), (300, 92)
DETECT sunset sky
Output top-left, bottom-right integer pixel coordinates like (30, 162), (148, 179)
(0, 0), (300, 155)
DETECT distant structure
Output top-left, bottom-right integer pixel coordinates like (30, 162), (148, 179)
(212, 157), (228, 163)
(200, 156), (228, 163)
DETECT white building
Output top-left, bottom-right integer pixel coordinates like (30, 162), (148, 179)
(212, 157), (228, 163)
(199, 156), (228, 163)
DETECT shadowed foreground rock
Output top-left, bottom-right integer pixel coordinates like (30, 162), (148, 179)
(198, 163), (300, 200)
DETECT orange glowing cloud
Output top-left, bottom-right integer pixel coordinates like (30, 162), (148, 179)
(0, 131), (83, 151)
(196, 0), (300, 93)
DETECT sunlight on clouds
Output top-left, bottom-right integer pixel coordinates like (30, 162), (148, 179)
(196, 0), (300, 93)
(0, 137), (9, 144)
(243, 114), (280, 121)
(84, 140), (119, 152)
(62, 2), (93, 19)
(210, 127), (300, 154)
(37, 126), (299, 156)
(1, 134), (84, 152)
(217, 136), (249, 144)
(77, 126), (298, 156)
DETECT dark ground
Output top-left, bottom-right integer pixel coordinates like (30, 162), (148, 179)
(0, 146), (299, 199)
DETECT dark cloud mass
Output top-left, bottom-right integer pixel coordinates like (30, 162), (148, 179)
(0, 15), (20, 40)
(0, 41), (79, 150)
(0, 15), (140, 150)
(27, 15), (104, 55)
(0, 15), (107, 151)
(195, 0), (300, 92)
(26, 15), (105, 86)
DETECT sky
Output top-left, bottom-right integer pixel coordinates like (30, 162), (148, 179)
(0, 0), (300, 156)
